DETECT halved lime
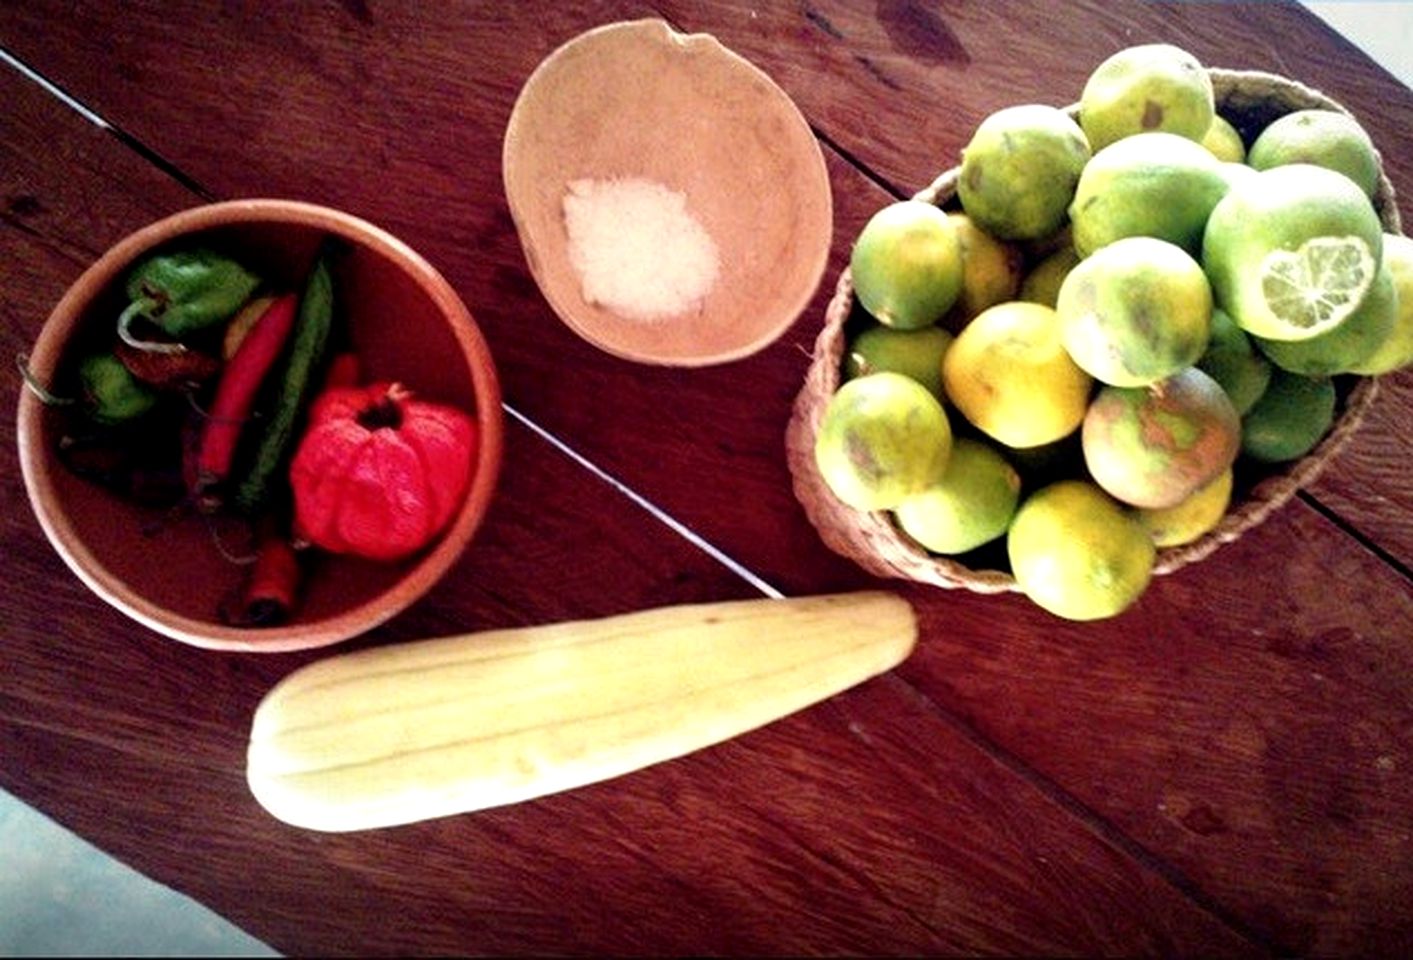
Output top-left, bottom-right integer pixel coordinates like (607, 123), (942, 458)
(1259, 236), (1377, 335)
(1202, 164), (1383, 342)
(1257, 259), (1395, 375)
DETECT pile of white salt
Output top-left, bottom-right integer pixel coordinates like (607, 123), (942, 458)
(562, 177), (721, 322)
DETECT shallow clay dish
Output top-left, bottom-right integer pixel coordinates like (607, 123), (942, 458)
(17, 200), (503, 652)
(786, 68), (1400, 593)
(503, 18), (833, 366)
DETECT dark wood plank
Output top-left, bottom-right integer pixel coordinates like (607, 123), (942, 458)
(0, 56), (1258, 957)
(1306, 369), (1413, 567)
(3, 1), (1410, 953)
(896, 506), (1413, 956)
(3, 654), (1259, 957)
(2, 2), (1408, 953)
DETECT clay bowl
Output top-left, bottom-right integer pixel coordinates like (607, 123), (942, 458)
(503, 18), (833, 366)
(17, 200), (503, 652)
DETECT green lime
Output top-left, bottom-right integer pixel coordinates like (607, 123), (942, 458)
(1079, 43), (1214, 151)
(894, 438), (1021, 555)
(1247, 109), (1380, 197)
(1019, 245), (1082, 309)
(1220, 161), (1260, 192)
(1202, 164), (1383, 341)
(1082, 367), (1241, 510)
(1137, 467), (1233, 547)
(851, 200), (964, 330)
(958, 104), (1091, 240)
(1202, 115), (1246, 163)
(1056, 236), (1213, 387)
(814, 372), (953, 510)
(1350, 233), (1413, 374)
(1069, 131), (1230, 257)
(843, 325), (953, 400)
(943, 213), (1024, 327)
(1197, 308), (1272, 415)
(941, 302), (1093, 449)
(1255, 261), (1396, 375)
(1239, 369), (1337, 464)
(1007, 480), (1155, 621)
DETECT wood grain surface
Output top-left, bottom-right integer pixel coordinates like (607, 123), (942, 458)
(1, 1), (1411, 956)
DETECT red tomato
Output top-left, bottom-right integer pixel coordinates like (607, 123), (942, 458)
(289, 382), (477, 561)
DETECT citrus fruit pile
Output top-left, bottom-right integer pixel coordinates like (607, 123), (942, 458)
(814, 43), (1409, 622)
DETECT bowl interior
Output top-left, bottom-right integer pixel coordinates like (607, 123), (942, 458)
(502, 18), (833, 366)
(20, 203), (501, 651)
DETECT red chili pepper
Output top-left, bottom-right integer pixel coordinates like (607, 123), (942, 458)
(221, 530), (302, 627)
(193, 294), (298, 509)
(320, 351), (361, 392)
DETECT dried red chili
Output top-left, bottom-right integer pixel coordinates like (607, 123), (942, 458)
(288, 382), (477, 561)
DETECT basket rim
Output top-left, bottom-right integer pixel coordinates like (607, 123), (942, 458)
(785, 66), (1393, 593)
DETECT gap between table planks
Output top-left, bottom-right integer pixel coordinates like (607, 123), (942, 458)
(2, 1), (1411, 953)
(0, 47), (1257, 958)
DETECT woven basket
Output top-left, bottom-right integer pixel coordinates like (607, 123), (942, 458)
(785, 68), (1401, 593)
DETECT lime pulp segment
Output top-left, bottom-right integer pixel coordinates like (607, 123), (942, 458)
(1260, 236), (1375, 332)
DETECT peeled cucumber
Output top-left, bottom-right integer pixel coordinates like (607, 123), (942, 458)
(247, 592), (916, 831)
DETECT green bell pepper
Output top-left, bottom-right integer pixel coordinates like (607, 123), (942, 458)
(117, 248), (261, 354)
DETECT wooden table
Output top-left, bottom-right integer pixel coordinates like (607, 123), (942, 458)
(2, 2), (1410, 955)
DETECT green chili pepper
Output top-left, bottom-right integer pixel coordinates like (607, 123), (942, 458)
(79, 353), (159, 424)
(117, 248), (261, 355)
(232, 246), (336, 514)
(17, 352), (155, 425)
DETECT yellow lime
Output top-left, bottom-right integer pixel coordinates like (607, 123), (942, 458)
(814, 372), (953, 510)
(1202, 164), (1383, 341)
(1247, 109), (1380, 198)
(1057, 236), (1213, 387)
(851, 200), (964, 330)
(943, 213), (1024, 328)
(894, 438), (1021, 555)
(1239, 369), (1337, 464)
(844, 325), (953, 400)
(1019, 245), (1082, 309)
(1350, 233), (1413, 374)
(1255, 261), (1396, 375)
(1007, 480), (1156, 621)
(1069, 131), (1230, 257)
(942, 302), (1094, 448)
(1137, 467), (1234, 547)
(958, 104), (1091, 240)
(1079, 43), (1214, 151)
(1202, 115), (1246, 163)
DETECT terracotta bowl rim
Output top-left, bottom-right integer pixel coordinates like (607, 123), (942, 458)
(16, 198), (504, 653)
